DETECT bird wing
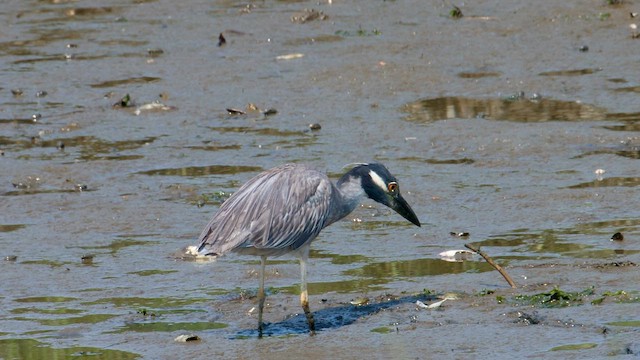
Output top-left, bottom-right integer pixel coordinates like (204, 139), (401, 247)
(196, 164), (333, 256)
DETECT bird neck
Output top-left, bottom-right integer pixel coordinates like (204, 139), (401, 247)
(327, 173), (366, 225)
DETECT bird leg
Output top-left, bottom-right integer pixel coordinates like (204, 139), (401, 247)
(299, 249), (316, 335)
(258, 256), (267, 338)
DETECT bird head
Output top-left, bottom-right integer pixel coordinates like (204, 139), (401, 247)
(351, 163), (421, 227)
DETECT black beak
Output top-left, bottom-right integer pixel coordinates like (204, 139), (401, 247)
(389, 194), (421, 227)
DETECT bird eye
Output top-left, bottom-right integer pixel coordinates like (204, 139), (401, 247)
(387, 182), (398, 192)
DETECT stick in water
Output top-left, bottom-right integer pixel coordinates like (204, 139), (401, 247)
(464, 243), (516, 288)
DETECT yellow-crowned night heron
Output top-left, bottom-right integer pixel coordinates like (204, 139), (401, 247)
(191, 163), (420, 336)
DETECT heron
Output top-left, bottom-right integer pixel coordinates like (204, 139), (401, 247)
(190, 162), (420, 336)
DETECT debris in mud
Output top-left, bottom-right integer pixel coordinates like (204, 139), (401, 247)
(506, 91), (526, 101)
(137, 308), (157, 317)
(113, 93), (133, 108)
(239, 4), (254, 14)
(226, 104), (277, 118)
(349, 297), (370, 306)
(262, 108), (277, 117)
(291, 9), (328, 24)
(439, 249), (474, 262)
(194, 191), (231, 207)
(449, 5), (463, 19)
(374, 293), (399, 302)
(335, 28), (382, 37)
(134, 101), (176, 116)
(515, 310), (542, 325)
(226, 108), (246, 115)
(218, 33), (226, 47)
(529, 92), (542, 101)
(593, 261), (637, 268)
(174, 334), (200, 342)
(12, 176), (41, 189)
(81, 254), (94, 264)
(622, 343), (640, 355)
(449, 231), (470, 237)
(611, 232), (624, 241)
(147, 48), (164, 57)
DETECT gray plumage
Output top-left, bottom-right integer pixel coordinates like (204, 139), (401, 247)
(196, 164), (336, 257)
(193, 162), (420, 336)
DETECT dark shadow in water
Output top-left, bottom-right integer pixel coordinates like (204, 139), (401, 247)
(0, 338), (140, 360)
(90, 76), (161, 88)
(2, 188), (95, 196)
(138, 164), (262, 177)
(0, 224), (26, 232)
(233, 294), (434, 338)
(538, 68), (601, 76)
(0, 135), (157, 162)
(566, 177), (640, 189)
(209, 126), (306, 137)
(457, 71), (501, 79)
(574, 147), (640, 160)
(402, 96), (606, 123)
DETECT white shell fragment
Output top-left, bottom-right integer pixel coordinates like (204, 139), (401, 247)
(134, 101), (175, 115)
(174, 334), (200, 342)
(276, 53), (304, 60)
(438, 249), (475, 262)
(416, 298), (448, 309)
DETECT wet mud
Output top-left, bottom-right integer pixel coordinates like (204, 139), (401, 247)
(1, 0), (639, 359)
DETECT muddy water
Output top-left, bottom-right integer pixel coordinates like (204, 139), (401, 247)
(1, 0), (639, 358)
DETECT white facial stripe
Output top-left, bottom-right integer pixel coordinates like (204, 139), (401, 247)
(369, 170), (388, 191)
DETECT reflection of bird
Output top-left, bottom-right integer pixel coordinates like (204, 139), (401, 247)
(192, 163), (421, 336)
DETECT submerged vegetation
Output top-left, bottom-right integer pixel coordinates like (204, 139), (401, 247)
(496, 287), (640, 308)
(513, 287), (595, 308)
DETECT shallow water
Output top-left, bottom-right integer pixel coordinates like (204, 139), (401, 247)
(1, 0), (639, 358)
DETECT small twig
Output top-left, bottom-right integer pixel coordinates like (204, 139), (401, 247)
(465, 243), (516, 288)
